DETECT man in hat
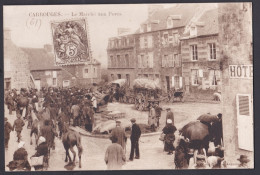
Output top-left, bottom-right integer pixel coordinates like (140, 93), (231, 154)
(71, 102), (81, 126)
(154, 103), (163, 128)
(4, 117), (13, 149)
(91, 94), (97, 113)
(237, 155), (250, 168)
(129, 118), (141, 161)
(148, 104), (157, 131)
(111, 120), (127, 152)
(7, 141), (31, 171)
(166, 108), (174, 126)
(13, 113), (25, 142)
(82, 101), (94, 132)
(105, 136), (126, 170)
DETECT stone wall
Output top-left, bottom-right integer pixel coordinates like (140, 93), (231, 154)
(218, 3), (253, 167)
(4, 31), (31, 89)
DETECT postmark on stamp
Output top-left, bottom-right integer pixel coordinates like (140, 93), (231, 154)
(51, 19), (90, 66)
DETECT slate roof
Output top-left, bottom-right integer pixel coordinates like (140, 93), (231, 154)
(21, 47), (61, 71)
(135, 4), (202, 33)
(197, 8), (218, 36)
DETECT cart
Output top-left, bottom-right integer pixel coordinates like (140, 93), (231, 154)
(133, 78), (161, 111)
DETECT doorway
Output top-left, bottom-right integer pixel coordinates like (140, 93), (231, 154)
(166, 76), (170, 92)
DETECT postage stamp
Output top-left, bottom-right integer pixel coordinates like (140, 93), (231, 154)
(51, 19), (90, 65)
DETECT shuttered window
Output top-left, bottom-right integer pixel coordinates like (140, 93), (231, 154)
(236, 94), (253, 151)
(238, 95), (250, 116)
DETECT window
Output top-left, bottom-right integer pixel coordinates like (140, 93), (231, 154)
(191, 69), (199, 85)
(190, 45), (198, 61)
(190, 25), (197, 36)
(144, 37), (148, 48)
(109, 56), (113, 67)
(163, 55), (168, 67)
(126, 38), (130, 45)
(63, 80), (70, 87)
(174, 54), (179, 67)
(118, 39), (122, 47)
(209, 70), (220, 86)
(141, 55), (146, 68)
(147, 23), (151, 32)
(110, 40), (114, 48)
(167, 18), (173, 29)
(208, 43), (216, 60)
(117, 55), (120, 67)
(125, 54), (129, 68)
(117, 74), (121, 79)
(93, 68), (95, 73)
(53, 78), (57, 86)
(163, 33), (169, 44)
(84, 69), (88, 74)
(148, 52), (153, 68)
(144, 74), (148, 78)
(111, 74), (114, 80)
(147, 36), (153, 48)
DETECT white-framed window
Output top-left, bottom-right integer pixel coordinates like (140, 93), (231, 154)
(191, 69), (199, 85)
(163, 32), (169, 45)
(63, 80), (70, 87)
(126, 38), (130, 45)
(209, 70), (220, 86)
(45, 71), (52, 76)
(53, 78), (57, 86)
(53, 71), (57, 78)
(167, 18), (173, 29)
(190, 25), (197, 36)
(190, 45), (198, 61)
(147, 36), (153, 48)
(148, 52), (154, 68)
(208, 43), (217, 60)
(174, 54), (179, 67)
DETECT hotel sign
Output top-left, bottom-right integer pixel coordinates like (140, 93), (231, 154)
(229, 65), (253, 79)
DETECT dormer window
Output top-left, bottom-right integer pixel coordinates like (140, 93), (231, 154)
(190, 24), (197, 36)
(147, 23), (151, 32)
(167, 17), (173, 29)
(140, 25), (144, 33)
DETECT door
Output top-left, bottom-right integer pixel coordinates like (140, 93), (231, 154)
(166, 76), (170, 91)
(34, 80), (41, 90)
(236, 94), (253, 151)
(4, 78), (11, 90)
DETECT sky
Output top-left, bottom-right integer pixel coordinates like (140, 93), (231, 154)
(4, 4), (175, 68)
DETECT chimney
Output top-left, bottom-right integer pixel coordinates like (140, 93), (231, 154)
(4, 28), (11, 40)
(117, 28), (131, 36)
(148, 5), (164, 18)
(44, 44), (53, 53)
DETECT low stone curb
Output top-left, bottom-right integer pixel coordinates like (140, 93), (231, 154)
(69, 126), (161, 139)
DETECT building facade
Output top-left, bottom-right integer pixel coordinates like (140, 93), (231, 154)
(4, 28), (33, 90)
(107, 4), (217, 92)
(181, 9), (221, 100)
(218, 3), (253, 167)
(107, 34), (136, 87)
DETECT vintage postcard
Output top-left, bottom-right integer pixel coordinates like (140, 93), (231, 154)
(3, 3), (253, 171)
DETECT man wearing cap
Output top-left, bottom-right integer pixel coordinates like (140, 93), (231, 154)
(154, 103), (163, 128)
(129, 118), (141, 161)
(7, 141), (31, 171)
(71, 102), (81, 126)
(111, 121), (127, 152)
(166, 108), (174, 126)
(237, 155), (250, 168)
(105, 136), (126, 170)
(13, 113), (25, 142)
(4, 117), (13, 149)
(148, 104), (157, 131)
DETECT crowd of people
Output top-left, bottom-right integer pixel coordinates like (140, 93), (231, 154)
(4, 86), (251, 170)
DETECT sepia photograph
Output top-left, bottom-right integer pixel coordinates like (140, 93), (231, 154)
(3, 2), (253, 171)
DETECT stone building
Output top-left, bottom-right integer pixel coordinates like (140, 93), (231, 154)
(218, 3), (253, 167)
(4, 28), (33, 90)
(107, 4), (216, 92)
(22, 44), (101, 89)
(107, 33), (136, 87)
(180, 8), (220, 100)
(21, 45), (74, 89)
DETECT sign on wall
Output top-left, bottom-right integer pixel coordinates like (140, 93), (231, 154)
(229, 65), (253, 79)
(51, 19), (90, 66)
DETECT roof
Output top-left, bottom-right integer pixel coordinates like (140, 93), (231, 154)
(181, 8), (218, 39)
(21, 47), (61, 71)
(135, 4), (202, 33)
(197, 8), (218, 36)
